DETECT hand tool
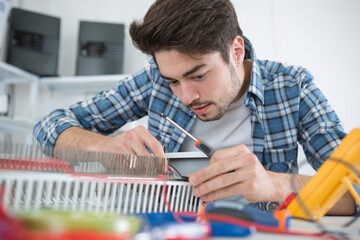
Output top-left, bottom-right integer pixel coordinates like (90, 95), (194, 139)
(160, 113), (216, 158)
(204, 201), (290, 233)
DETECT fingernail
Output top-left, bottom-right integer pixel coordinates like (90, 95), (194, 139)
(200, 195), (207, 201)
(189, 175), (197, 185)
(193, 187), (199, 196)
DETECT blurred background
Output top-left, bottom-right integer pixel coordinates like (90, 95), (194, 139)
(0, 0), (359, 174)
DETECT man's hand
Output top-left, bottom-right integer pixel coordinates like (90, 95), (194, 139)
(95, 126), (165, 157)
(55, 126), (166, 158)
(187, 144), (356, 216)
(187, 144), (289, 203)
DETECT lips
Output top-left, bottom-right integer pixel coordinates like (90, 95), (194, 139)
(192, 104), (211, 115)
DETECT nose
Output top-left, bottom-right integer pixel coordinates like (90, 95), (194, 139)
(180, 82), (200, 106)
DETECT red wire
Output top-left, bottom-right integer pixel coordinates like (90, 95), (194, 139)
(159, 178), (338, 239)
(168, 209), (342, 240)
(0, 159), (342, 239)
(0, 157), (75, 173)
(276, 192), (297, 211)
(202, 212), (341, 239)
(162, 180), (188, 223)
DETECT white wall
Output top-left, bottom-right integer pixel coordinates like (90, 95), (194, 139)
(275, 0), (360, 134)
(2, 0), (360, 134)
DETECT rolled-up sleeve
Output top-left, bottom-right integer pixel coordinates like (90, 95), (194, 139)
(33, 67), (154, 152)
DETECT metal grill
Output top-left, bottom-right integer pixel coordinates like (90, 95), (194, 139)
(0, 171), (202, 215)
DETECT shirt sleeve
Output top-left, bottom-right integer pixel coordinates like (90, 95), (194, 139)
(297, 70), (347, 170)
(33, 67), (154, 152)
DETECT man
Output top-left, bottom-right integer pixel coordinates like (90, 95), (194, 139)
(33, 0), (355, 214)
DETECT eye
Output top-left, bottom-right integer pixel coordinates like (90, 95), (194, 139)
(167, 80), (179, 86)
(193, 73), (207, 80)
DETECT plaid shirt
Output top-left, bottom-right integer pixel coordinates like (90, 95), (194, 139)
(33, 37), (346, 173)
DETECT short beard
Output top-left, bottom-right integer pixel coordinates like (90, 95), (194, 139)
(186, 100), (221, 122)
(186, 63), (241, 122)
(191, 101), (228, 122)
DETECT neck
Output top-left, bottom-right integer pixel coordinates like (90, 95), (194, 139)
(232, 60), (252, 104)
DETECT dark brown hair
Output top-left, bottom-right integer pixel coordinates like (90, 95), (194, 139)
(129, 0), (243, 63)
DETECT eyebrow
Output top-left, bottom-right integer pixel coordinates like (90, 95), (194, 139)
(183, 64), (207, 77)
(160, 64), (207, 81)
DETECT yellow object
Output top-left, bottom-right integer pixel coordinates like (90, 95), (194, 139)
(287, 128), (360, 221)
(13, 209), (143, 234)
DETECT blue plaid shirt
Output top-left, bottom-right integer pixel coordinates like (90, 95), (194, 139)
(33, 37), (346, 173)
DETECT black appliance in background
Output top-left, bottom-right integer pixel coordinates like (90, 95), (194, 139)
(5, 8), (60, 76)
(76, 21), (125, 75)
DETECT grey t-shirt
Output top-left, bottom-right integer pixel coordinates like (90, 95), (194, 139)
(179, 94), (253, 205)
(180, 94), (252, 152)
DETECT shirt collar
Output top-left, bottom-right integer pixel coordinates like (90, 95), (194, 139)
(243, 36), (265, 105)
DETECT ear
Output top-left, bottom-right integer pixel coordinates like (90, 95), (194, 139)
(230, 36), (245, 65)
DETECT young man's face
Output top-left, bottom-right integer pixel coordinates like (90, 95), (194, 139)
(155, 50), (244, 121)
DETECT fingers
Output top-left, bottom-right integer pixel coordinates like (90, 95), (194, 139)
(209, 144), (250, 165)
(115, 126), (165, 157)
(190, 155), (256, 197)
(196, 181), (256, 202)
(189, 145), (254, 186)
(132, 126), (165, 157)
(188, 144), (266, 202)
(192, 169), (248, 199)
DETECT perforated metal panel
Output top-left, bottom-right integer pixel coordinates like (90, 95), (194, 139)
(5, 8), (60, 76)
(0, 171), (202, 214)
(76, 21), (125, 75)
